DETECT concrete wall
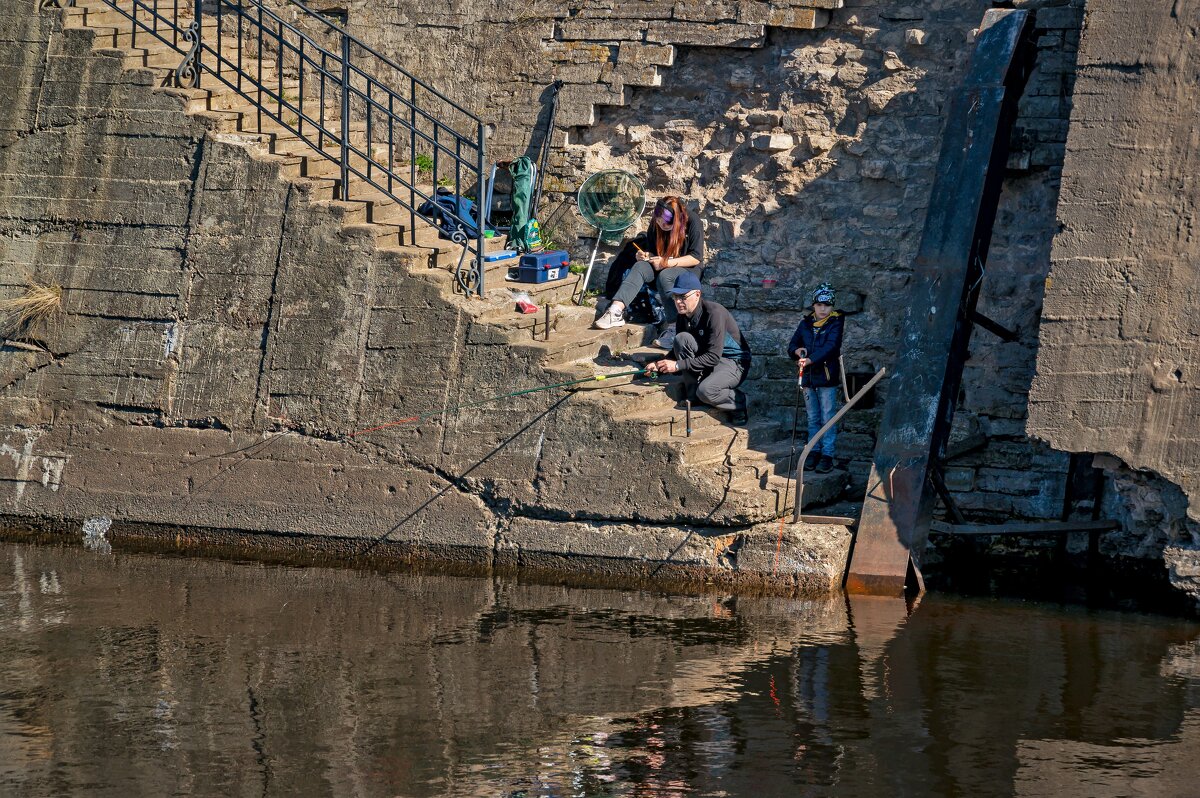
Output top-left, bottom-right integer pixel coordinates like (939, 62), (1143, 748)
(1027, 0), (1200, 601)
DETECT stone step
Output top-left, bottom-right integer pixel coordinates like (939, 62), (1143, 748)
(157, 85), (212, 114)
(222, 106), (351, 138)
(513, 323), (651, 368)
(206, 81), (306, 112)
(787, 468), (853, 509)
(490, 272), (581, 306)
(642, 416), (781, 465)
(726, 468), (847, 516)
(65, 6), (202, 30)
(597, 380), (678, 417)
(86, 45), (179, 70)
(733, 437), (804, 478)
(90, 27), (232, 53)
(628, 404), (728, 435)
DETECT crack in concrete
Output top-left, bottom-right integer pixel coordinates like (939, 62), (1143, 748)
(0, 346), (70, 393)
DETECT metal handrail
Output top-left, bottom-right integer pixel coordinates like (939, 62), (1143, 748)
(792, 367), (887, 523)
(282, 0), (481, 125)
(69, 0), (486, 295)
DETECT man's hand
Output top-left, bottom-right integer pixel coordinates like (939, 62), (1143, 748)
(798, 357), (812, 369)
(651, 358), (679, 374)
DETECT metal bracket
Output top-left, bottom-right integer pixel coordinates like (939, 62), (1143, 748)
(928, 463), (967, 525)
(970, 310), (1019, 342)
(453, 243), (479, 295)
(175, 21), (202, 88)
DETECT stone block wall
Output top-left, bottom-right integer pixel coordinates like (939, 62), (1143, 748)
(289, 0), (840, 158)
(553, 0), (1084, 525)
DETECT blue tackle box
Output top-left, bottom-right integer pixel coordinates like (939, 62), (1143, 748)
(516, 249), (570, 283)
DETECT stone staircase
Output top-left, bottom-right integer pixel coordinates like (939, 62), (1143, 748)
(54, 0), (854, 528)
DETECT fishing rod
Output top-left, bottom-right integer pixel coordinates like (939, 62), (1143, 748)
(349, 368), (651, 437)
(774, 348), (805, 575)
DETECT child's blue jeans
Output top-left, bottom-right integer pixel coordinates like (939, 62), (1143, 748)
(804, 386), (839, 456)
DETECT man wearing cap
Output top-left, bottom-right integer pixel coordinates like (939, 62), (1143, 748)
(646, 271), (751, 424)
(787, 283), (844, 473)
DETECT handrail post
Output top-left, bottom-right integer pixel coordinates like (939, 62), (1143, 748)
(192, 0), (202, 74)
(792, 367), (887, 523)
(339, 33), (351, 202)
(476, 120), (486, 295)
(409, 79), (417, 245)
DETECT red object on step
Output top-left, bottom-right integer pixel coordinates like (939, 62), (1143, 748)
(516, 300), (539, 314)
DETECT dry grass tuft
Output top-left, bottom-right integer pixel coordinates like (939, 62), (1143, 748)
(1, 280), (63, 339)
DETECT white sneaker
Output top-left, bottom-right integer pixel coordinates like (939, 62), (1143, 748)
(653, 328), (676, 350)
(593, 308), (625, 330)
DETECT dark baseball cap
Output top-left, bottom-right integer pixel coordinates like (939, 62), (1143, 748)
(669, 271), (703, 295)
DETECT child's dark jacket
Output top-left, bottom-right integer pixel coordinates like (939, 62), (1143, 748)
(787, 312), (844, 388)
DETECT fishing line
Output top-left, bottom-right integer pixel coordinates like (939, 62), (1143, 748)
(181, 368), (654, 500)
(349, 368), (650, 437)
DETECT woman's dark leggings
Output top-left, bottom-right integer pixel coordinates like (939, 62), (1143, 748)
(603, 243), (639, 299)
(603, 243), (694, 326)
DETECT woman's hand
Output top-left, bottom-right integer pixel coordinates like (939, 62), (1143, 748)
(635, 248), (651, 262)
(649, 256), (667, 271)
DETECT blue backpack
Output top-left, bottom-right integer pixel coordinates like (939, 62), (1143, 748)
(419, 188), (487, 243)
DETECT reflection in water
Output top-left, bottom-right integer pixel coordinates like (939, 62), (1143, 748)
(0, 541), (1197, 796)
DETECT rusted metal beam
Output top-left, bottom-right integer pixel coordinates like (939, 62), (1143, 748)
(846, 9), (1038, 597)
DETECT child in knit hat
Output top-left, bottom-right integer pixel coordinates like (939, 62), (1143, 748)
(786, 283), (844, 473)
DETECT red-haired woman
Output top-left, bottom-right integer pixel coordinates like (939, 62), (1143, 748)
(593, 196), (704, 349)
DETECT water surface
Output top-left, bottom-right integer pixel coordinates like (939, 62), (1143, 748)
(0, 540), (1197, 797)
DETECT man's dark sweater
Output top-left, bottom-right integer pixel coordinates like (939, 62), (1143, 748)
(675, 298), (751, 374)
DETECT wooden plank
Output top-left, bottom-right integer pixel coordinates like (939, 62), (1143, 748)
(930, 519), (1119, 536)
(846, 9), (1037, 597)
(796, 513), (854, 525)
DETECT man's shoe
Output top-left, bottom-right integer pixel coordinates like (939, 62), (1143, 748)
(727, 391), (749, 425)
(804, 451), (821, 472)
(815, 455), (835, 473)
(653, 327), (676, 350)
(592, 308), (625, 330)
